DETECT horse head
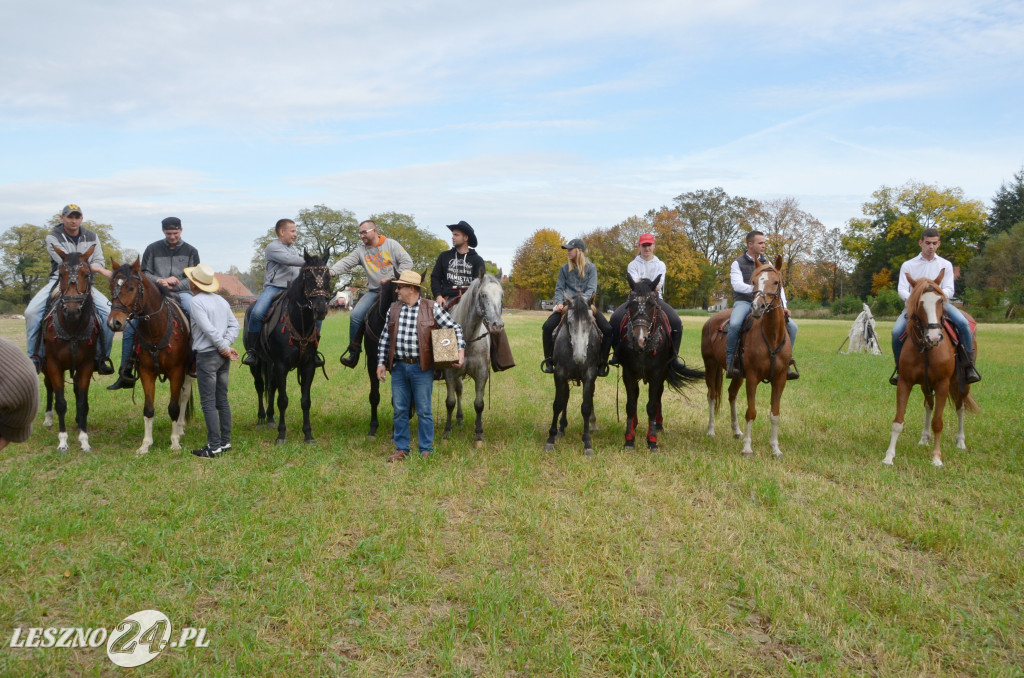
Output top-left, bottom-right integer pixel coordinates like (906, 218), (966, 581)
(626, 274), (661, 350)
(563, 291), (596, 365)
(750, 255), (784, 319)
(299, 248), (332, 321)
(107, 257), (146, 332)
(473, 271), (505, 335)
(54, 245), (95, 323)
(905, 270), (947, 348)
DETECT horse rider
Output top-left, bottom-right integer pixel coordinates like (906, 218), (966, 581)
(375, 270), (465, 461)
(333, 219), (414, 369)
(431, 220), (515, 371)
(540, 238), (613, 376)
(108, 216), (200, 390)
(608, 233), (683, 366)
(889, 228), (980, 385)
(24, 204), (115, 376)
(725, 230), (799, 380)
(242, 218), (324, 368)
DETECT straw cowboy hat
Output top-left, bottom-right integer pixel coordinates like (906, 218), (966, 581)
(183, 264), (220, 293)
(393, 270), (425, 288)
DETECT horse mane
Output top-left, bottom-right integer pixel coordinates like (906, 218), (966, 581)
(905, 276), (946, 315)
(450, 273), (501, 327)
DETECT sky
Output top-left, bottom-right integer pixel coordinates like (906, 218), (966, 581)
(1, 0), (1022, 275)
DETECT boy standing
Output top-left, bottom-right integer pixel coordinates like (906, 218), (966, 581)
(185, 264), (240, 458)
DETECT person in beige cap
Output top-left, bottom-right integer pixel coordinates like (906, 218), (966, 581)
(0, 338), (40, 450)
(184, 264), (240, 458)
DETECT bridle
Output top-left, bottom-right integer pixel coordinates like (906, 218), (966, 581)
(298, 265), (331, 310)
(750, 267), (783, 318)
(467, 280), (502, 344)
(56, 260), (93, 311)
(110, 269), (166, 322)
(626, 290), (662, 353)
(909, 285), (945, 351)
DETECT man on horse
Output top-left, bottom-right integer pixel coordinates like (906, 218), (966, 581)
(889, 228), (980, 386)
(24, 204), (115, 376)
(243, 218), (325, 368)
(431, 221), (514, 371)
(334, 219), (414, 369)
(725, 230), (799, 380)
(540, 238), (613, 377)
(608, 233), (683, 366)
(108, 216), (201, 390)
(375, 270), (465, 461)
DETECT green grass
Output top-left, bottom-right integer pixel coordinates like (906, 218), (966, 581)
(1, 312), (1022, 676)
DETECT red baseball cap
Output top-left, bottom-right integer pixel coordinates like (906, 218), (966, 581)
(638, 233), (655, 246)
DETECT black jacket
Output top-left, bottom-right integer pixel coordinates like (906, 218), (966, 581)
(431, 248), (485, 299)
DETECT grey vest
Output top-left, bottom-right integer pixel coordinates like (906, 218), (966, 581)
(733, 253), (768, 303)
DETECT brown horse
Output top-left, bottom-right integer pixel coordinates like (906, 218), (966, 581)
(107, 258), (193, 455)
(883, 270), (979, 467)
(701, 255), (792, 457)
(43, 246), (101, 453)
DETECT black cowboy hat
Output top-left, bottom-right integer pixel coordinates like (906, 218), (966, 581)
(446, 220), (477, 248)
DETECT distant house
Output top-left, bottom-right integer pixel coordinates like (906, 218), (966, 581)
(214, 273), (256, 308)
(709, 296), (729, 312)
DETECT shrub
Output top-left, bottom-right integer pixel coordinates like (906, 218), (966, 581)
(871, 288), (902, 317)
(831, 294), (862, 315)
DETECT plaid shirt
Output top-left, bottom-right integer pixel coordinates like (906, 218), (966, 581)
(377, 299), (465, 366)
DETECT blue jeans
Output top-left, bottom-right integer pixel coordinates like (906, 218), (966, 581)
(891, 302), (972, 363)
(119, 292), (192, 370)
(391, 360), (434, 454)
(25, 281), (114, 361)
(196, 349), (231, 448)
(349, 289), (379, 348)
(725, 301), (798, 365)
(249, 285), (285, 333)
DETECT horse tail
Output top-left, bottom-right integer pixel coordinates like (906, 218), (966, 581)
(184, 383), (194, 421)
(963, 393), (980, 413)
(665, 357), (705, 392)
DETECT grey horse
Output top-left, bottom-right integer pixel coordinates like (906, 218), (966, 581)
(544, 292), (600, 456)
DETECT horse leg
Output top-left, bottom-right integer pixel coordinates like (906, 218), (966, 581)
(558, 404), (568, 438)
(300, 366), (315, 443)
(728, 377), (743, 438)
(929, 383), (949, 467)
(918, 394), (934, 446)
(167, 371), (187, 450)
(265, 363), (277, 426)
(44, 386), (54, 429)
(546, 378), (569, 451)
(704, 361), (720, 437)
(54, 379), (69, 452)
(742, 378), (758, 457)
(768, 376), (785, 459)
(443, 374), (456, 440)
(623, 371), (639, 449)
(173, 375), (193, 448)
(883, 380), (913, 465)
(454, 375), (465, 427)
(646, 379), (660, 450)
(473, 372), (486, 447)
(74, 368), (92, 452)
(274, 366), (289, 444)
(581, 377), (596, 456)
(137, 370), (158, 455)
(367, 362), (380, 440)
(252, 364), (267, 426)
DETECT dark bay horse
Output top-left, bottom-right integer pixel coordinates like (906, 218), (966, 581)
(360, 278), (400, 439)
(108, 258), (193, 455)
(42, 246), (101, 452)
(244, 250), (331, 444)
(701, 255), (791, 457)
(618, 275), (704, 450)
(883, 270), (980, 467)
(441, 272), (506, 447)
(545, 292), (600, 456)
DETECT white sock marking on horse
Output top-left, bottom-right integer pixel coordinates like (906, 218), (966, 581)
(883, 421), (904, 465)
(137, 416), (154, 455)
(707, 396), (716, 437)
(956, 404), (967, 450)
(170, 377), (192, 450)
(730, 400), (742, 438)
(78, 430), (91, 452)
(57, 432), (69, 452)
(919, 404), (933, 446)
(44, 411), (53, 428)
(742, 421), (753, 455)
(769, 414), (782, 458)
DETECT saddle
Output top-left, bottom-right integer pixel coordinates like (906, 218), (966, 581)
(897, 313), (976, 349)
(245, 290), (288, 356)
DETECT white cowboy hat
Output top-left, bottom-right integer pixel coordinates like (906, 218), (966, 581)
(183, 264), (220, 293)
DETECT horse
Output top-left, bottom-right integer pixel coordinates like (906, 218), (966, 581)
(701, 255), (792, 457)
(244, 249), (331, 444)
(359, 277), (401, 439)
(440, 272), (506, 447)
(41, 246), (101, 453)
(883, 270), (980, 467)
(544, 292), (601, 456)
(107, 258), (194, 455)
(617, 275), (704, 450)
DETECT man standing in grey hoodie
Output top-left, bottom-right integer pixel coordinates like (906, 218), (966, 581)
(332, 219), (413, 368)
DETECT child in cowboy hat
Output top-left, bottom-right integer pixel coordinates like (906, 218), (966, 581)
(184, 264), (240, 458)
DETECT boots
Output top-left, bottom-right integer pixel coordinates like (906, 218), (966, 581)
(107, 357), (138, 390)
(726, 354), (743, 379)
(786, 359), (800, 380)
(241, 331), (260, 366)
(339, 344), (361, 368)
(964, 360), (981, 384)
(540, 357), (554, 374)
(889, 366), (899, 386)
(95, 356), (115, 375)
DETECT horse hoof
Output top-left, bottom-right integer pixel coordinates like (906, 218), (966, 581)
(57, 445), (68, 454)
(881, 457), (894, 466)
(932, 459), (944, 468)
(366, 434), (376, 441)
(304, 438), (315, 445)
(741, 451), (754, 459)
(275, 439), (286, 446)
(584, 448), (594, 457)
(556, 430), (565, 439)
(136, 448), (150, 456)
(475, 440), (483, 449)
(733, 432), (743, 439)
(624, 440), (635, 449)
(655, 423), (664, 432)
(771, 449), (783, 459)
(956, 440), (967, 451)
(647, 442), (658, 451)
(544, 442), (555, 452)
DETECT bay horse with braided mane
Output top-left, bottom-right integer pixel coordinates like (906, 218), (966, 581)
(107, 258), (193, 455)
(619, 275), (704, 450)
(883, 270), (979, 467)
(441, 272), (506, 447)
(244, 249), (331, 444)
(43, 246), (101, 453)
(701, 255), (791, 457)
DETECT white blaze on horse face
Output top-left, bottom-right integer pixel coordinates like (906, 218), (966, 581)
(570, 311), (591, 364)
(751, 270), (773, 316)
(921, 290), (944, 345)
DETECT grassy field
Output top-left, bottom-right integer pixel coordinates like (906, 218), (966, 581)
(1, 311), (1022, 676)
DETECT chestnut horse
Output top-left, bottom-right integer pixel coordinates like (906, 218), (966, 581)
(107, 258), (193, 455)
(883, 270), (979, 467)
(701, 255), (792, 457)
(43, 246), (101, 453)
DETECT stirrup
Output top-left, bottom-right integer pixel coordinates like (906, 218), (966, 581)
(540, 358), (554, 374)
(786, 359), (799, 380)
(964, 364), (981, 384)
(889, 367), (899, 386)
(597, 363), (609, 378)
(339, 347), (360, 368)
(241, 351), (258, 366)
(95, 357), (115, 375)
(314, 351), (325, 368)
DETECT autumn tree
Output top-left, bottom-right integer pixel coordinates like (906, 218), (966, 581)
(368, 211), (448, 280)
(0, 224), (50, 310)
(752, 197), (824, 282)
(965, 221), (1024, 309)
(510, 229), (565, 301)
(810, 227), (850, 303)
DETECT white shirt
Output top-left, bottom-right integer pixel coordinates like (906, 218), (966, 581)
(896, 253), (955, 301)
(730, 254), (789, 307)
(627, 255), (667, 299)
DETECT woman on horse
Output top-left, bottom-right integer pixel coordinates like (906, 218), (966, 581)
(540, 238), (612, 376)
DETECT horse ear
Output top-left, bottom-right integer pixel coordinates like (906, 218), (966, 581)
(53, 245), (68, 261)
(478, 267), (485, 281)
(627, 274), (636, 290)
(774, 255), (783, 271)
(323, 247), (331, 264)
(651, 274), (662, 290)
(111, 258), (120, 269)
(905, 272), (917, 288)
(303, 248), (312, 263)
(131, 257), (141, 271)
(934, 268), (945, 285)
(82, 244), (96, 260)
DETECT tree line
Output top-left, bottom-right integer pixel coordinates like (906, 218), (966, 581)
(507, 169), (1024, 316)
